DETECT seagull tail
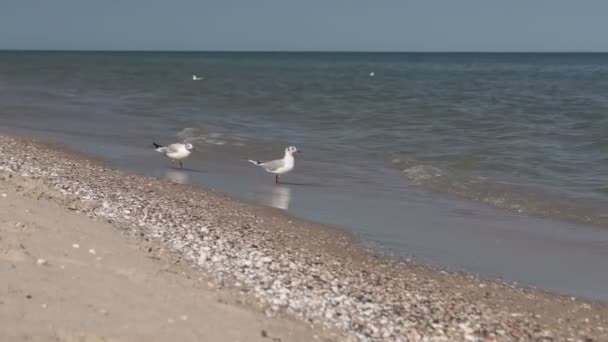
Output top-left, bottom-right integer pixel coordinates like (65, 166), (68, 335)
(153, 142), (164, 152)
(248, 160), (262, 165)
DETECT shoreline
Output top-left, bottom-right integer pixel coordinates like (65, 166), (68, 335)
(1, 134), (607, 340)
(0, 167), (329, 341)
(4, 122), (608, 301)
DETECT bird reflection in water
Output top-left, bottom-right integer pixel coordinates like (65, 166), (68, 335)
(259, 185), (291, 210)
(165, 169), (189, 184)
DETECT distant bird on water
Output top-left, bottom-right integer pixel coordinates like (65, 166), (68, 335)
(248, 146), (300, 184)
(369, 71), (375, 77)
(192, 75), (203, 81)
(153, 142), (194, 169)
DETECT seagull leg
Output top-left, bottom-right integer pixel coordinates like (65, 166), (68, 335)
(275, 175), (279, 184)
(179, 161), (183, 169)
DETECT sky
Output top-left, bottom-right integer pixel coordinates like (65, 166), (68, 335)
(1, 0), (607, 52)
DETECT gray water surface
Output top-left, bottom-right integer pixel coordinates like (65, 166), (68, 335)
(2, 52), (608, 300)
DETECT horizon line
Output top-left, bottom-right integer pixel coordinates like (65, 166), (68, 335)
(1, 49), (608, 54)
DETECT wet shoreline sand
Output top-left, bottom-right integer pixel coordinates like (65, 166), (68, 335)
(1, 134), (607, 341)
(4, 120), (608, 302)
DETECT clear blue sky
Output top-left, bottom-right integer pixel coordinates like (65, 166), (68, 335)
(1, 0), (606, 52)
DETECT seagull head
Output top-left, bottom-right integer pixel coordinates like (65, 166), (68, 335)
(285, 146), (300, 156)
(185, 143), (195, 151)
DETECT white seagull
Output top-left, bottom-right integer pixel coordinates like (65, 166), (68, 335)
(153, 142), (195, 169)
(192, 75), (204, 81)
(248, 146), (300, 184)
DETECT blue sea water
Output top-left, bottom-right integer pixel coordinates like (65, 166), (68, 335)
(2, 52), (608, 299)
(2, 52), (608, 223)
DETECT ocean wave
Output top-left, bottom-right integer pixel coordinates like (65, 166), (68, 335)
(401, 165), (443, 184)
(392, 158), (608, 227)
(177, 127), (247, 147)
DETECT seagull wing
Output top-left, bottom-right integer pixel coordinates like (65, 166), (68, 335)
(164, 143), (184, 154)
(257, 159), (285, 172)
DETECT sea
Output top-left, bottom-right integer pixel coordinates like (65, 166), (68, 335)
(1, 51), (608, 300)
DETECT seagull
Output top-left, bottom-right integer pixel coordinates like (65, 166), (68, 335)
(369, 71), (375, 77)
(192, 75), (203, 81)
(153, 142), (194, 169)
(248, 146), (300, 184)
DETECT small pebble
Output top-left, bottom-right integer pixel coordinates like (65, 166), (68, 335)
(167, 318), (175, 324)
(1, 193), (6, 197)
(180, 315), (188, 321)
(88, 249), (96, 255)
(72, 244), (80, 249)
(36, 258), (48, 266)
(41, 304), (47, 309)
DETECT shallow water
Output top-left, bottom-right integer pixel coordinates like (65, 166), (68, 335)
(2, 51), (608, 300)
(2, 52), (608, 225)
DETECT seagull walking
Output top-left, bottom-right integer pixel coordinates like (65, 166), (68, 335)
(249, 146), (300, 184)
(153, 142), (194, 169)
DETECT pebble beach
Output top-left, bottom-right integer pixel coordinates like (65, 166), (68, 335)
(1, 134), (607, 341)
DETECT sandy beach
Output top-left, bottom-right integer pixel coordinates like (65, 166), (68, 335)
(1, 134), (608, 341)
(0, 152), (333, 341)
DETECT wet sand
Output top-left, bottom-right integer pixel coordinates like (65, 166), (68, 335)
(1, 134), (608, 341)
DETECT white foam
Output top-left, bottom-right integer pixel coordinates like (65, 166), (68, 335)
(402, 165), (443, 184)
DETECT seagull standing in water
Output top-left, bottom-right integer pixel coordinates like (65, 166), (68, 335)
(153, 142), (194, 169)
(249, 146), (300, 184)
